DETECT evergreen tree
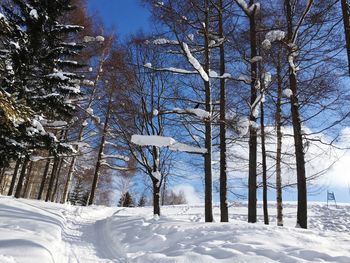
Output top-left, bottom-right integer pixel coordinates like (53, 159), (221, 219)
(138, 195), (146, 207)
(118, 192), (135, 207)
(0, 0), (86, 167)
(68, 177), (88, 206)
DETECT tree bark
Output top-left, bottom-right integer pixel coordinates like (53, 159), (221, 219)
(152, 180), (161, 216)
(8, 159), (21, 196)
(51, 157), (64, 202)
(285, 0), (307, 229)
(275, 54), (284, 226)
(218, 0), (229, 223)
(203, 0), (213, 222)
(0, 166), (6, 193)
(45, 157), (60, 202)
(61, 156), (76, 203)
(37, 158), (51, 200)
(260, 101), (269, 225)
(14, 158), (29, 198)
(248, 0), (258, 223)
(341, 0), (350, 75)
(23, 161), (33, 198)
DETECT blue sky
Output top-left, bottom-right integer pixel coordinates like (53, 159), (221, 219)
(88, 0), (152, 38)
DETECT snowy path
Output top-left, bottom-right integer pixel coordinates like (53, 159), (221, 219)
(62, 207), (127, 263)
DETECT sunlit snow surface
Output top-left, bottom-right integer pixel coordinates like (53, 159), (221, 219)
(1, 196), (350, 262)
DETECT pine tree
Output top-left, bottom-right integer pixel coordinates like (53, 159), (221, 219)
(0, 0), (86, 167)
(138, 195), (146, 207)
(68, 177), (87, 206)
(118, 192), (135, 207)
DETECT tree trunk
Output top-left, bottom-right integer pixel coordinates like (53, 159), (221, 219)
(14, 158), (29, 198)
(248, 0), (258, 223)
(152, 180), (160, 216)
(37, 158), (51, 200)
(8, 159), (21, 196)
(285, 0), (307, 229)
(341, 0), (350, 75)
(88, 97), (112, 206)
(276, 55), (284, 226)
(61, 156), (76, 203)
(45, 157), (60, 202)
(260, 101), (269, 225)
(0, 166), (6, 193)
(23, 161), (33, 198)
(51, 157), (64, 202)
(203, 0), (213, 223)
(218, 0), (228, 223)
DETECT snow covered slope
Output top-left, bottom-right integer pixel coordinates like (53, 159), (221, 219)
(1, 196), (350, 262)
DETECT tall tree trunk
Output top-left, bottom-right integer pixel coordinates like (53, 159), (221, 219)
(152, 180), (160, 216)
(51, 157), (64, 202)
(8, 159), (21, 196)
(341, 0), (350, 75)
(88, 97), (112, 205)
(61, 156), (76, 203)
(23, 161), (33, 198)
(203, 0), (213, 222)
(161, 174), (167, 206)
(14, 158), (29, 198)
(0, 166), (6, 193)
(248, 0), (258, 223)
(275, 54), (284, 226)
(218, 0), (228, 222)
(37, 158), (51, 200)
(260, 101), (269, 225)
(285, 0), (307, 229)
(45, 157), (60, 202)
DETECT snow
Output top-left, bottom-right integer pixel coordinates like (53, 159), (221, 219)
(173, 107), (210, 119)
(131, 135), (206, 154)
(249, 56), (262, 63)
(1, 197), (350, 263)
(182, 42), (209, 82)
(95, 35), (105, 42)
(236, 0), (260, 16)
(131, 135), (176, 148)
(152, 38), (179, 45)
(262, 30), (285, 50)
(9, 41), (20, 50)
(283, 88), (293, 98)
(29, 9), (38, 19)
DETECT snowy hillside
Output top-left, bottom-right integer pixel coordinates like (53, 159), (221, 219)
(1, 197), (350, 263)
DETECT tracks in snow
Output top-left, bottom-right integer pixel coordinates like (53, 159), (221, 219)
(62, 207), (127, 263)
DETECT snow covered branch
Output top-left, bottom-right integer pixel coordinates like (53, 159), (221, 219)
(131, 135), (207, 154)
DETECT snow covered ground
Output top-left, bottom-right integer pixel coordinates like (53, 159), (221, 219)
(1, 196), (350, 263)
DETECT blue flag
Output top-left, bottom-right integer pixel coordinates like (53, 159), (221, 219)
(327, 192), (335, 201)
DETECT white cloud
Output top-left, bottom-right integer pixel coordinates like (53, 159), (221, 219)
(172, 184), (201, 204)
(223, 126), (350, 189)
